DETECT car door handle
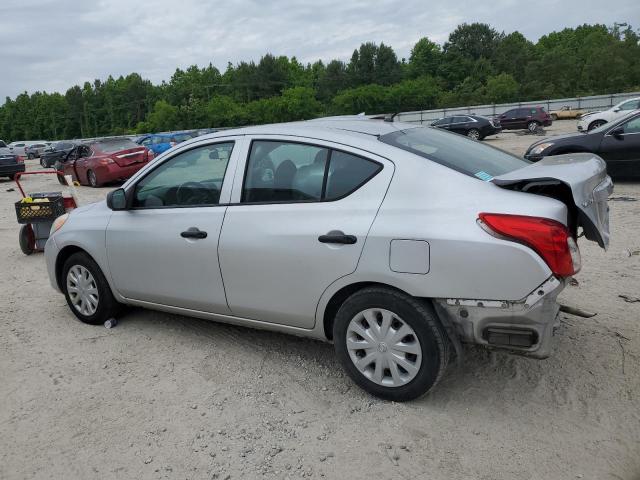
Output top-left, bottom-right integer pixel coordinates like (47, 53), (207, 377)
(318, 230), (357, 245)
(180, 227), (208, 239)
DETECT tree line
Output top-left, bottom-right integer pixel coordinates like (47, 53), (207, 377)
(1, 22), (639, 141)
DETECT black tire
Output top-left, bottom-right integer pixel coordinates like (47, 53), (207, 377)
(588, 120), (606, 131)
(62, 252), (120, 325)
(467, 128), (480, 140)
(19, 224), (36, 255)
(40, 157), (48, 168)
(57, 173), (67, 185)
(87, 169), (99, 188)
(28, 153), (35, 159)
(527, 121), (539, 133)
(333, 287), (449, 401)
(550, 114), (558, 121)
(7, 173), (16, 180)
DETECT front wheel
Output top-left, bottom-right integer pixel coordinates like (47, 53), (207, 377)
(87, 169), (99, 188)
(62, 252), (121, 325)
(28, 153), (35, 159)
(40, 157), (48, 168)
(550, 114), (558, 121)
(467, 128), (480, 140)
(588, 120), (606, 131)
(333, 287), (449, 401)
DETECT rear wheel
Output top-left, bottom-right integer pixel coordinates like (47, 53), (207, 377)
(467, 128), (480, 140)
(550, 113), (558, 121)
(527, 121), (540, 133)
(40, 157), (48, 168)
(27, 153), (35, 160)
(333, 287), (449, 401)
(19, 224), (36, 255)
(87, 170), (99, 188)
(588, 120), (606, 131)
(62, 252), (120, 325)
(57, 173), (67, 185)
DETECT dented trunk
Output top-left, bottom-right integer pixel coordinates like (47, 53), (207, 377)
(492, 153), (613, 249)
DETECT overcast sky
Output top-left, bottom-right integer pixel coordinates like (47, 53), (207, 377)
(1, 0), (638, 99)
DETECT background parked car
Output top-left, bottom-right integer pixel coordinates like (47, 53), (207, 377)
(549, 105), (586, 120)
(0, 139), (25, 179)
(40, 141), (78, 168)
(56, 137), (153, 187)
(525, 111), (640, 179)
(577, 97), (640, 131)
(136, 132), (197, 156)
(497, 106), (552, 132)
(431, 114), (501, 140)
(7, 140), (48, 158)
(25, 142), (51, 159)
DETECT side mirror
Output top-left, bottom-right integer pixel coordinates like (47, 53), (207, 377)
(107, 188), (127, 210)
(610, 127), (624, 138)
(613, 108), (621, 112)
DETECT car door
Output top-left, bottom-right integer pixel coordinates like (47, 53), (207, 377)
(598, 115), (640, 178)
(105, 139), (240, 312)
(499, 109), (518, 129)
(432, 117), (452, 131)
(448, 116), (469, 135)
(218, 137), (394, 329)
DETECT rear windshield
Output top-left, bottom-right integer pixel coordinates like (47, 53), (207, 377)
(379, 127), (529, 180)
(92, 138), (139, 153)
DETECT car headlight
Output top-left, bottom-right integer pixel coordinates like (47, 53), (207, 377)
(530, 142), (554, 156)
(50, 213), (69, 236)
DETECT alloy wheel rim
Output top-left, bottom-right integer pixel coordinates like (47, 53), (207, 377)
(66, 265), (99, 316)
(468, 130), (480, 140)
(88, 171), (97, 186)
(346, 308), (422, 387)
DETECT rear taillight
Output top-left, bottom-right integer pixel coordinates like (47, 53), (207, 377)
(478, 213), (581, 277)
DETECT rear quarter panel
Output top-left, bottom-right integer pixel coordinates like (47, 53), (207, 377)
(338, 154), (567, 302)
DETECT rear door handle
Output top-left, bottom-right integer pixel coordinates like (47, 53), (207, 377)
(318, 230), (357, 245)
(181, 227), (208, 239)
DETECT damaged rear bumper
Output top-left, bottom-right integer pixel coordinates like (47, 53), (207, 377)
(434, 276), (565, 359)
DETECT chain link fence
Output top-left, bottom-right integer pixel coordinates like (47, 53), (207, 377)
(395, 91), (640, 124)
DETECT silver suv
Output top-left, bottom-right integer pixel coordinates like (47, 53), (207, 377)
(44, 118), (612, 401)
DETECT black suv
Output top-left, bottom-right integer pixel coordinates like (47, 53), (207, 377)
(498, 106), (552, 132)
(0, 140), (25, 180)
(431, 115), (501, 140)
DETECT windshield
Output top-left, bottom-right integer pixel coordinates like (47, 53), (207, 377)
(379, 127), (529, 179)
(92, 138), (139, 153)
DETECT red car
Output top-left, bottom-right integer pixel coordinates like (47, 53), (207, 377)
(56, 138), (154, 187)
(497, 106), (552, 132)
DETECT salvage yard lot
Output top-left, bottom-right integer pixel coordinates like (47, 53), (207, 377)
(1, 120), (639, 479)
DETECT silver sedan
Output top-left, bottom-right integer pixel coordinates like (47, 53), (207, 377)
(44, 118), (612, 401)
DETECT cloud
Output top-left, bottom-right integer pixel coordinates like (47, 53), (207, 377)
(0, 0), (638, 99)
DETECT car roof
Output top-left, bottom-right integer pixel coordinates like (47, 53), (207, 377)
(201, 117), (420, 141)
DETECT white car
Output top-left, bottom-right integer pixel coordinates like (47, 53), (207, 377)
(44, 118), (612, 401)
(7, 140), (48, 157)
(578, 97), (640, 131)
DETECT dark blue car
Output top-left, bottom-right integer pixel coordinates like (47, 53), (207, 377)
(136, 132), (196, 155)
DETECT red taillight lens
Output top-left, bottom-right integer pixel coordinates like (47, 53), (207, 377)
(478, 213), (580, 277)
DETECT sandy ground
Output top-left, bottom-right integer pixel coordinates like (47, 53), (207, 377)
(1, 121), (639, 480)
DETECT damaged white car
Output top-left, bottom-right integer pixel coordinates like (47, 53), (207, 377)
(44, 117), (612, 401)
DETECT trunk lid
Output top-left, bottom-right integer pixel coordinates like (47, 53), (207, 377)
(492, 153), (612, 249)
(112, 147), (147, 167)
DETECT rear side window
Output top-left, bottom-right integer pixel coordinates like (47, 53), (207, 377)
(325, 150), (380, 200)
(432, 118), (451, 126)
(241, 140), (381, 203)
(379, 127), (528, 179)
